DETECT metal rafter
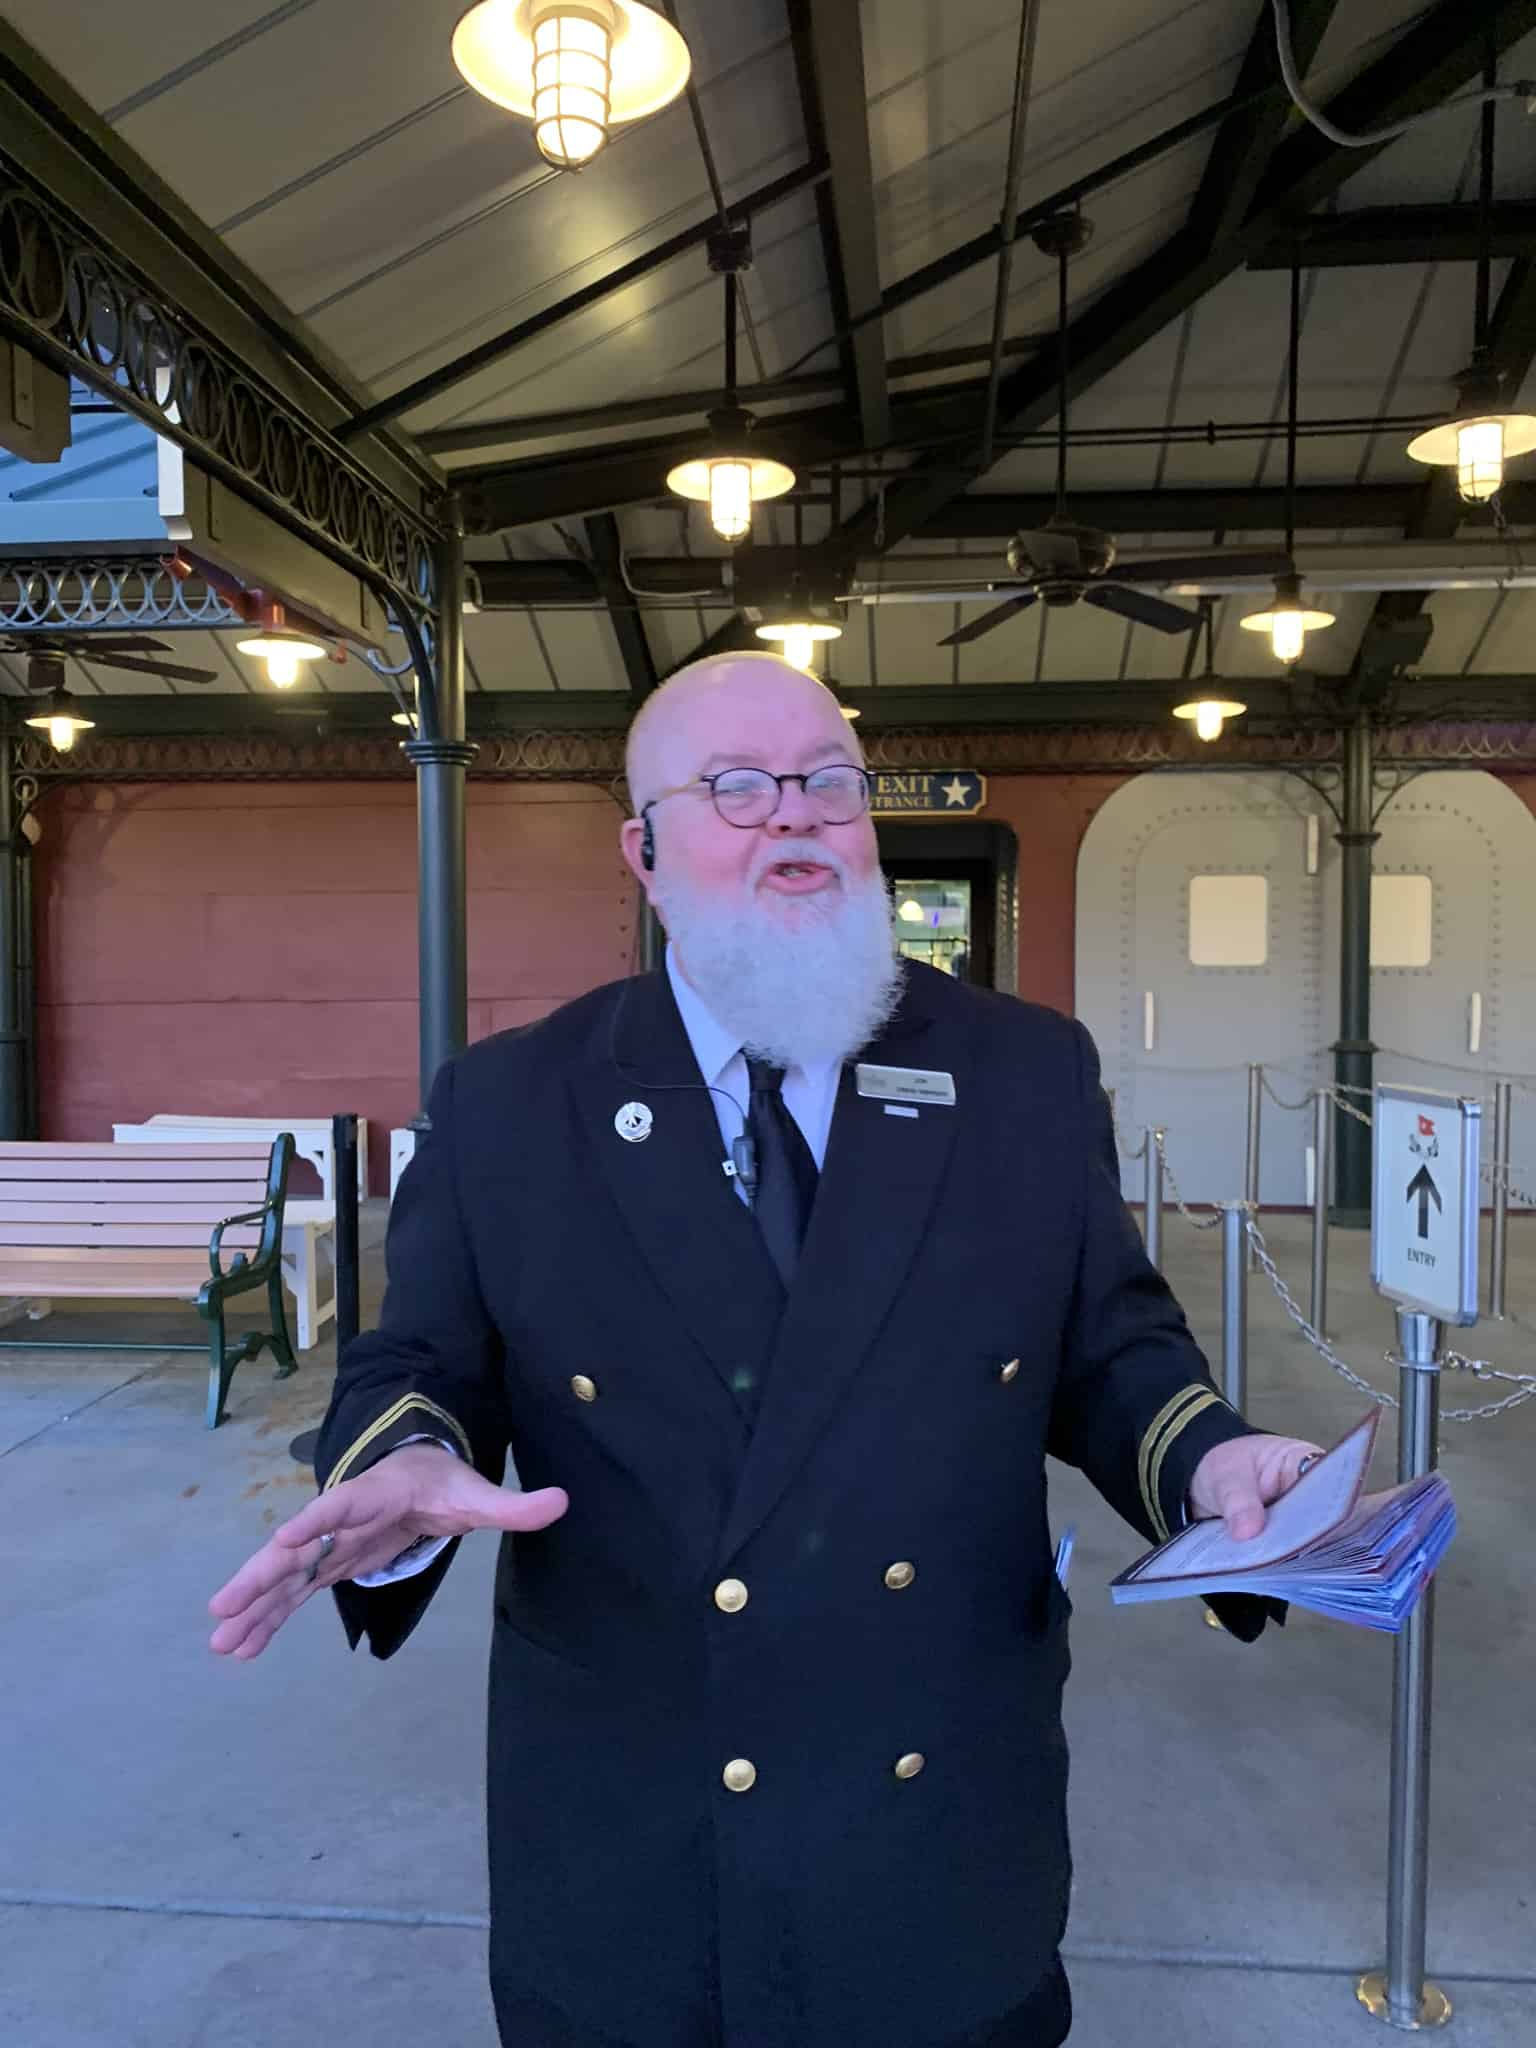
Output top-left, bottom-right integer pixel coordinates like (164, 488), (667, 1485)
(785, 0), (890, 449)
(1187, 0), (1343, 251)
(816, 0), (1536, 565)
(1249, 203), (1536, 269)
(581, 513), (659, 699)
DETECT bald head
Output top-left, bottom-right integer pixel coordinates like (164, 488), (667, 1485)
(625, 651), (862, 811)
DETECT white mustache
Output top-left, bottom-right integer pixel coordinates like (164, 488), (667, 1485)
(749, 838), (848, 887)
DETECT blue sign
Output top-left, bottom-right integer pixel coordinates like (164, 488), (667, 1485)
(871, 771), (987, 816)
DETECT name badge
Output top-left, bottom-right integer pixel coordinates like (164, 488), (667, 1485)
(855, 1062), (956, 1108)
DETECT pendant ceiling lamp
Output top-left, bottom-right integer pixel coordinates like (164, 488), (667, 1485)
(667, 232), (794, 543)
(1240, 264), (1334, 664)
(1406, 30), (1536, 501)
(25, 684), (95, 753)
(452, 0), (690, 170)
(1173, 601), (1246, 742)
(754, 577), (844, 673)
(236, 604), (328, 690)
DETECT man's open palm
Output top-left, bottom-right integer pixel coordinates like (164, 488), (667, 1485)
(208, 1443), (568, 1661)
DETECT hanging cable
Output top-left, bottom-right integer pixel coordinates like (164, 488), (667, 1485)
(1270, 0), (1530, 150)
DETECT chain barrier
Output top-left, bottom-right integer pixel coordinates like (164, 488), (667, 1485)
(1482, 1158), (1536, 1209)
(1243, 1216), (1536, 1423)
(1259, 1073), (1316, 1114)
(1156, 1131), (1223, 1230)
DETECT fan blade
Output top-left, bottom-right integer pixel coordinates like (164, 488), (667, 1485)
(1086, 586), (1201, 634)
(1110, 548), (1292, 584)
(937, 592), (1039, 647)
(1014, 527), (1082, 574)
(84, 635), (174, 655)
(80, 650), (220, 683)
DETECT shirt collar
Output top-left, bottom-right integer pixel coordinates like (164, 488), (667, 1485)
(665, 945), (744, 1092)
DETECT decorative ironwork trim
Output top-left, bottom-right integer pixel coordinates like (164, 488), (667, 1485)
(14, 722), (1536, 787)
(0, 162), (440, 617)
(0, 556), (240, 633)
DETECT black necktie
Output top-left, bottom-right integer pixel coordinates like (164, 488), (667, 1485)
(744, 1058), (820, 1288)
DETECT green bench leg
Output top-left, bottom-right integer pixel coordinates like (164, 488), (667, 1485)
(203, 1276), (299, 1428)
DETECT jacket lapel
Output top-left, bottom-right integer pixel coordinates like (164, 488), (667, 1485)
(717, 966), (970, 1562)
(569, 973), (784, 1414)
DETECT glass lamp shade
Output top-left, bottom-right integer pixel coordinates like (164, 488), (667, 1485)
(237, 629), (327, 689)
(452, 0), (689, 167)
(1239, 584), (1333, 663)
(1406, 408), (1536, 505)
(1172, 697), (1247, 742)
(25, 689), (95, 752)
(755, 616), (843, 672)
(666, 450), (795, 543)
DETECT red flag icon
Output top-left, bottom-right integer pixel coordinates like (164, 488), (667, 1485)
(1418, 1115), (1436, 1136)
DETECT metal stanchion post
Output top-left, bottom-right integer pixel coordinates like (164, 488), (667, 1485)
(1244, 1063), (1262, 1267)
(1220, 1202), (1247, 1414)
(1143, 1129), (1164, 1271)
(1489, 1079), (1511, 1320)
(1310, 1089), (1331, 1337)
(1357, 1310), (1451, 2032)
(289, 1114), (361, 1468)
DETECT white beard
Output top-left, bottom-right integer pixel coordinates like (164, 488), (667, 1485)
(656, 845), (903, 1070)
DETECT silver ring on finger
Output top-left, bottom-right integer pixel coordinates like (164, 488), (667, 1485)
(1298, 1454), (1319, 1476)
(305, 1530), (337, 1584)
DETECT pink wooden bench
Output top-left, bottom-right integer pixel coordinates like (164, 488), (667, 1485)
(0, 1137), (296, 1427)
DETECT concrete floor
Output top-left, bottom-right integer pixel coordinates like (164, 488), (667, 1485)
(2, 1203), (1533, 2048)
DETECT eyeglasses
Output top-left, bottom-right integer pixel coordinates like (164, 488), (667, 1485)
(642, 764), (871, 830)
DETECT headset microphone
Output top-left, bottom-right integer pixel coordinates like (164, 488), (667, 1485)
(640, 817), (656, 872)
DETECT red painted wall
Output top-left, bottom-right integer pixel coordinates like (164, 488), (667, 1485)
(33, 781), (637, 1191)
(34, 764), (1524, 1182)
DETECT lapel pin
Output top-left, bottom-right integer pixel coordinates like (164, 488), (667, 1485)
(615, 1101), (654, 1143)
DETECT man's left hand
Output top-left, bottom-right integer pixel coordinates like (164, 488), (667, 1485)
(1189, 1434), (1326, 1541)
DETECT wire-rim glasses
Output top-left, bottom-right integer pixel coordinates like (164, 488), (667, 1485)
(642, 764), (871, 830)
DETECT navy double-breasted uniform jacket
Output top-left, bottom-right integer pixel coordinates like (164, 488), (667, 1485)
(316, 961), (1273, 2048)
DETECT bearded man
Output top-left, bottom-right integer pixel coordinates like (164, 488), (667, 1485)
(210, 652), (1320, 2048)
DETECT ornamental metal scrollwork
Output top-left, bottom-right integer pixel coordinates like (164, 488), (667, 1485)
(0, 165), (439, 621)
(0, 558), (241, 634)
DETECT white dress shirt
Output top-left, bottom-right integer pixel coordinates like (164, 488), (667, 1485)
(349, 955), (834, 1585)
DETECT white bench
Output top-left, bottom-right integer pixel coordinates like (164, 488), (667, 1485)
(281, 1200), (336, 1352)
(390, 1126), (418, 1201)
(113, 1115), (370, 1204)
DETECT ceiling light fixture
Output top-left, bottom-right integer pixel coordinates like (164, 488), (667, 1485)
(236, 610), (328, 690)
(1241, 262), (1333, 662)
(1174, 599), (1246, 743)
(754, 586), (844, 674)
(25, 685), (95, 753)
(667, 229), (794, 543)
(1406, 37), (1536, 502)
(451, 0), (690, 170)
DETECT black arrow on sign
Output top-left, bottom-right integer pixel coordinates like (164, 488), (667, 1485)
(1406, 1164), (1442, 1240)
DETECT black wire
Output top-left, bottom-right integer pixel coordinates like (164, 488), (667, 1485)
(1285, 262), (1300, 559)
(1476, 16), (1497, 356)
(1055, 241), (1069, 521)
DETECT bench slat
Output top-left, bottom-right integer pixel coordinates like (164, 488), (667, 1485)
(0, 1159), (271, 1184)
(0, 1184), (268, 1211)
(0, 1142), (273, 1160)
(0, 1246), (225, 1268)
(0, 1263), (206, 1299)
(0, 1224), (262, 1248)
(0, 1201), (268, 1225)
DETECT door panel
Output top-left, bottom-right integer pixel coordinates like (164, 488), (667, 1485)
(1076, 773), (1325, 1205)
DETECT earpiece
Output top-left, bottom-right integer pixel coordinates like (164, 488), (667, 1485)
(640, 815), (656, 872)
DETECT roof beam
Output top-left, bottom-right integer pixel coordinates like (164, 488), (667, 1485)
(1186, 0), (1344, 251)
(339, 159), (829, 443)
(786, 0), (890, 448)
(815, 0), (1536, 564)
(581, 513), (658, 699)
(1250, 203), (1536, 269)
(915, 482), (1474, 538)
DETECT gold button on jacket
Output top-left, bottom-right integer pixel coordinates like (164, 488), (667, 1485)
(998, 1357), (1020, 1383)
(894, 1752), (926, 1780)
(883, 1561), (916, 1591)
(571, 1374), (598, 1402)
(722, 1758), (757, 1793)
(714, 1578), (749, 1613)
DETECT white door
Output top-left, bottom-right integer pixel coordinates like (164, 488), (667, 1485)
(1076, 772), (1326, 1205)
(1320, 770), (1536, 1214)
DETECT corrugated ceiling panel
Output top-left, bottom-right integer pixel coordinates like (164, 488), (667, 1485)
(463, 609), (561, 691)
(0, 0), (283, 112)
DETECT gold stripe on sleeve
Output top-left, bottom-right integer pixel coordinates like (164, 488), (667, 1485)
(323, 1395), (473, 1491)
(1137, 1385), (1222, 1540)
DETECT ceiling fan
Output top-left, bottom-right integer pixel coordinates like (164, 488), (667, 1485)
(4, 637), (220, 690)
(937, 214), (1291, 649)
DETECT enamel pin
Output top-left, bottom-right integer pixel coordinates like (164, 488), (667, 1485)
(855, 1062), (956, 1108)
(614, 1101), (654, 1143)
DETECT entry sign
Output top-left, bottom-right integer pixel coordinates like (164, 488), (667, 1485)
(871, 771), (986, 816)
(1370, 1084), (1480, 1326)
